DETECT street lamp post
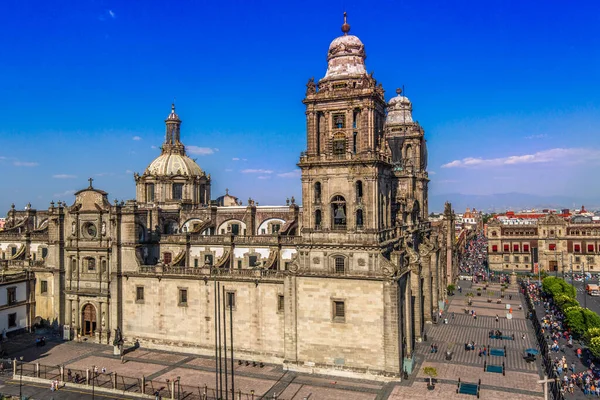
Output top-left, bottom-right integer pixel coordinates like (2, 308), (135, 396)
(583, 261), (587, 310)
(19, 356), (23, 400)
(92, 365), (95, 400)
(570, 255), (573, 285)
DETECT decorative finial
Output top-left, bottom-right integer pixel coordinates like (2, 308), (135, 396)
(88, 177), (94, 188)
(396, 88), (402, 95)
(225, 188), (229, 195)
(341, 12), (350, 35)
(171, 103), (175, 112)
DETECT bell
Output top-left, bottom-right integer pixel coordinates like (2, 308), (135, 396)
(334, 206), (346, 219)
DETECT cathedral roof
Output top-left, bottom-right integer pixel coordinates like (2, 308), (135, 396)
(144, 153), (204, 177)
(386, 89), (413, 124)
(323, 13), (367, 80)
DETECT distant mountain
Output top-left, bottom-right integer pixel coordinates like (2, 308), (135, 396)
(429, 192), (600, 213)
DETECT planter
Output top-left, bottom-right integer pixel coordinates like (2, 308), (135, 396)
(487, 299), (492, 303)
(477, 293), (481, 296)
(427, 384), (435, 390)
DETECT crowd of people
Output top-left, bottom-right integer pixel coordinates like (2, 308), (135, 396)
(459, 232), (489, 282)
(525, 282), (600, 397)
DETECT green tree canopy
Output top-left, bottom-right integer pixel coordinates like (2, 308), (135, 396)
(589, 336), (600, 359)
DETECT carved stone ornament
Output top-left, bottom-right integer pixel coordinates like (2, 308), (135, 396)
(306, 77), (316, 95)
(357, 258), (366, 267)
(419, 236), (434, 257)
(378, 253), (396, 278)
(312, 257), (321, 265)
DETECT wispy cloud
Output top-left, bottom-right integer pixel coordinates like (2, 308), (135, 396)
(187, 146), (217, 155)
(241, 169), (273, 174)
(441, 148), (600, 169)
(0, 156), (7, 160)
(257, 176), (271, 180)
(437, 179), (459, 183)
(232, 157), (240, 161)
(277, 170), (301, 178)
(151, 145), (159, 150)
(524, 134), (548, 140)
(53, 174), (77, 179)
(125, 170), (133, 174)
(108, 10), (116, 19)
(224, 168), (233, 172)
(14, 161), (38, 167)
(428, 170), (436, 175)
(132, 136), (142, 141)
(53, 189), (75, 198)
(95, 172), (115, 177)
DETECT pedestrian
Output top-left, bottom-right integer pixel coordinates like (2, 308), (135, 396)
(522, 333), (526, 340)
(495, 315), (499, 322)
(571, 363), (575, 373)
(101, 367), (106, 374)
(51, 380), (55, 392)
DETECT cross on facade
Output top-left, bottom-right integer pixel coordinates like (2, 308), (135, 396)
(88, 177), (94, 188)
(537, 375), (556, 400)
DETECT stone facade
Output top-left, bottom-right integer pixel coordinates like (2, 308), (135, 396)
(487, 213), (600, 274)
(0, 14), (456, 380)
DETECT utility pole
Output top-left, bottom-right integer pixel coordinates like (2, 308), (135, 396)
(537, 375), (556, 400)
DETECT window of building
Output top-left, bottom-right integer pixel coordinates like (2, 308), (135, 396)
(204, 254), (213, 266)
(575, 256), (581, 262)
(334, 257), (345, 274)
(514, 256), (520, 262)
(146, 183), (155, 202)
(172, 183), (184, 200)
(136, 286), (144, 302)
(355, 181), (363, 203)
(331, 195), (347, 229)
(503, 244), (509, 252)
(284, 262), (291, 271)
(333, 132), (346, 157)
(332, 300), (345, 322)
(353, 131), (357, 154)
(261, 229), (266, 234)
(237, 260), (242, 269)
(163, 252), (172, 265)
(549, 244), (556, 251)
(504, 256), (509, 262)
(8, 313), (16, 328)
(492, 231), (497, 237)
(178, 289), (188, 306)
(249, 255), (258, 267)
(574, 244), (581, 253)
(588, 256), (594, 264)
(87, 257), (96, 271)
(315, 210), (322, 229)
(356, 209), (364, 228)
(7, 287), (16, 305)
(226, 291), (236, 309)
(333, 114), (345, 129)
(40, 280), (48, 294)
(524, 244), (530, 252)
(277, 294), (285, 312)
(42, 248), (49, 258)
(194, 258), (199, 268)
(589, 244), (595, 253)
(11, 247), (16, 257)
(271, 224), (281, 234)
(513, 244), (519, 252)
(314, 182), (321, 203)
(231, 223), (240, 236)
(492, 245), (498, 252)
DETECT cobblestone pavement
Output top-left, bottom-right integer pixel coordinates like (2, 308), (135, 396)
(0, 282), (546, 399)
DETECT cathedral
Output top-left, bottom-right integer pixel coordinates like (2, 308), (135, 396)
(0, 15), (456, 380)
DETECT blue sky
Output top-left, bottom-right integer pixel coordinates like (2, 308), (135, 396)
(1, 0), (600, 213)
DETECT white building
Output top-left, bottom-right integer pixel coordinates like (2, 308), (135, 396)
(0, 272), (32, 336)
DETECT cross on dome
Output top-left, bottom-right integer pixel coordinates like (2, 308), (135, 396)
(341, 12), (350, 35)
(88, 177), (94, 188)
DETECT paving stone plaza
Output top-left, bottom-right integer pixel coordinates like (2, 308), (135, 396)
(1, 280), (545, 399)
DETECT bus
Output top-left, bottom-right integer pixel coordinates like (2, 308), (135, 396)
(586, 284), (600, 296)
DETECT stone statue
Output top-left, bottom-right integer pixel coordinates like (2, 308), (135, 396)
(306, 77), (316, 95)
(71, 222), (76, 235)
(101, 222), (106, 236)
(113, 327), (123, 347)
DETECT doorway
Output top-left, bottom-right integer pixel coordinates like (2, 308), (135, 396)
(82, 304), (97, 336)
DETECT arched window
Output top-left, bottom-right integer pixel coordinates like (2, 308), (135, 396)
(356, 209), (364, 228)
(146, 183), (155, 202)
(355, 181), (363, 203)
(331, 195), (346, 230)
(41, 248), (48, 259)
(315, 210), (322, 229)
(333, 132), (346, 158)
(86, 257), (96, 272)
(314, 182), (321, 204)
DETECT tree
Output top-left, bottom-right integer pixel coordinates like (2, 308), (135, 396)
(585, 327), (600, 343)
(423, 366), (437, 387)
(589, 336), (600, 359)
(565, 307), (586, 336)
(447, 284), (456, 295)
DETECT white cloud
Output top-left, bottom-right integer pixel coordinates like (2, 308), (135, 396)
(53, 189), (75, 198)
(52, 174), (77, 179)
(441, 148), (600, 169)
(232, 157), (240, 161)
(428, 170), (436, 175)
(151, 145), (159, 150)
(125, 170), (133, 174)
(108, 10), (116, 18)
(241, 169), (274, 174)
(257, 176), (271, 180)
(437, 179), (459, 183)
(0, 156), (7, 160)
(132, 136), (142, 141)
(14, 161), (38, 167)
(524, 134), (548, 140)
(224, 168), (233, 172)
(277, 170), (301, 178)
(95, 172), (115, 177)
(187, 146), (216, 155)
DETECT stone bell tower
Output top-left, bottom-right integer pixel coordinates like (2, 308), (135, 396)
(384, 89), (429, 228)
(299, 13), (394, 239)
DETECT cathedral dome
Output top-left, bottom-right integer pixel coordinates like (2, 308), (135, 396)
(144, 153), (204, 177)
(323, 13), (367, 80)
(386, 89), (413, 124)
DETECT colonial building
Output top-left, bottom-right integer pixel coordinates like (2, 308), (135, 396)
(0, 14), (455, 380)
(487, 213), (600, 274)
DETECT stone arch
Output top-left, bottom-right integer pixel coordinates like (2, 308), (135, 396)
(331, 195), (347, 230)
(257, 218), (286, 235)
(217, 219), (247, 236)
(329, 253), (348, 274)
(181, 218), (204, 233)
(81, 303), (97, 336)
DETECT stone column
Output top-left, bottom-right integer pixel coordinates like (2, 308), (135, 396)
(422, 256), (433, 323)
(283, 275), (298, 365)
(99, 301), (105, 342)
(431, 251), (440, 313)
(66, 299), (72, 329)
(383, 280), (400, 375)
(75, 298), (80, 336)
(410, 264), (423, 340)
(404, 275), (413, 357)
